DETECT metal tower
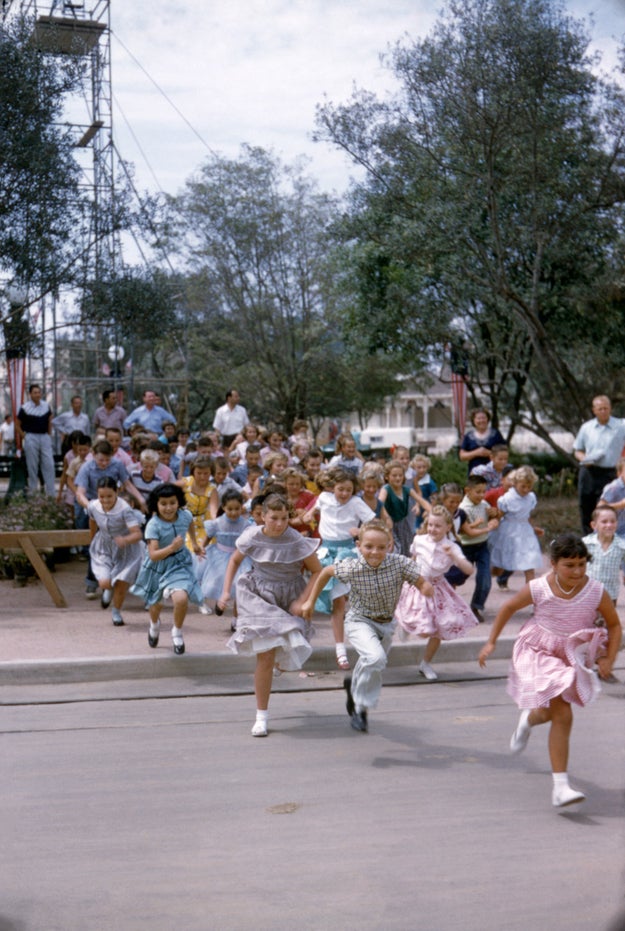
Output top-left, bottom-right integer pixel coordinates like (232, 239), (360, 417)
(1, 0), (119, 408)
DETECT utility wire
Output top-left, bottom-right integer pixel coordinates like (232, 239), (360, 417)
(110, 28), (218, 159)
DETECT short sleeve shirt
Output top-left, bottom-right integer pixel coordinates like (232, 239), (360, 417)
(334, 552), (422, 621)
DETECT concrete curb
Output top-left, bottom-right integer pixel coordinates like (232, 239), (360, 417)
(0, 634), (516, 685)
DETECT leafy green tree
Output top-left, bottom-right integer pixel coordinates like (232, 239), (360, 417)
(315, 0), (625, 450)
(166, 146), (398, 430)
(0, 16), (86, 294)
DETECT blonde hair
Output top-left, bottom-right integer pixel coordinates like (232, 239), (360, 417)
(410, 454), (431, 470)
(264, 451), (289, 471)
(509, 466), (538, 489)
(417, 504), (453, 535)
(360, 463), (385, 488)
(139, 449), (160, 466)
(358, 518), (392, 543)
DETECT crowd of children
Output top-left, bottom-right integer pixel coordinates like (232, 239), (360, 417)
(34, 400), (623, 808)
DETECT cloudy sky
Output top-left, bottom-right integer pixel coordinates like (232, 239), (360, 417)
(104, 0), (625, 199)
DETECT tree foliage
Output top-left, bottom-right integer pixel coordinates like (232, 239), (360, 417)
(165, 146), (399, 430)
(315, 0), (625, 449)
(0, 16), (87, 293)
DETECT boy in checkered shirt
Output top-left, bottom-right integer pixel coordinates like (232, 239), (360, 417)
(301, 519), (432, 733)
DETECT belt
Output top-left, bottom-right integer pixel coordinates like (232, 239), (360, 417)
(582, 464), (615, 473)
(371, 616), (393, 624)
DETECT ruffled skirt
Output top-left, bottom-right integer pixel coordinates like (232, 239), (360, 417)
(507, 622), (607, 708)
(395, 577), (478, 641)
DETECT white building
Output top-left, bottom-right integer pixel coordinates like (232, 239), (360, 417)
(352, 374), (574, 455)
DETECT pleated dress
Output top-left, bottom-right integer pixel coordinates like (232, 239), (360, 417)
(227, 525), (319, 670)
(88, 498), (145, 586)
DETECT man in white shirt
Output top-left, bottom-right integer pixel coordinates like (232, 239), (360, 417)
(573, 395), (625, 533)
(212, 389), (249, 449)
(0, 414), (15, 456)
(53, 395), (91, 454)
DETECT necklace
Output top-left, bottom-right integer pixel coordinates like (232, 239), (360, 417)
(554, 575), (580, 596)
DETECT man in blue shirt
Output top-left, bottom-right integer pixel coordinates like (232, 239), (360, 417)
(123, 390), (175, 436)
(574, 395), (625, 533)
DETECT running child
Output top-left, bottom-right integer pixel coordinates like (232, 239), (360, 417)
(410, 454), (437, 529)
(583, 505), (625, 604)
(479, 532), (621, 808)
(131, 483), (205, 655)
(458, 474), (500, 622)
(378, 460), (425, 556)
(395, 505), (477, 680)
(489, 466), (544, 584)
(199, 488), (251, 621)
(301, 467), (375, 669)
(217, 492), (322, 737)
(88, 477), (145, 626)
(301, 519), (433, 733)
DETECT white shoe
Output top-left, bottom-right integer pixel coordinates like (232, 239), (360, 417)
(419, 660), (438, 681)
(510, 709), (532, 754)
(198, 602), (212, 615)
(251, 720), (268, 737)
(552, 784), (586, 808)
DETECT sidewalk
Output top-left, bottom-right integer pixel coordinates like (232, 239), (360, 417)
(0, 555), (554, 685)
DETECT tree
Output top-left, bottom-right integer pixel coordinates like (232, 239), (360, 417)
(0, 16), (87, 295)
(315, 0), (625, 450)
(166, 146), (399, 430)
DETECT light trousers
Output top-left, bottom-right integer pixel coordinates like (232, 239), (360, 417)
(23, 433), (56, 496)
(345, 614), (395, 711)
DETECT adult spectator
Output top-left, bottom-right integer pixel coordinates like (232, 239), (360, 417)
(212, 389), (249, 449)
(573, 395), (625, 533)
(53, 395), (91, 455)
(459, 408), (505, 474)
(93, 389), (127, 433)
(16, 384), (56, 495)
(0, 414), (15, 456)
(123, 389), (175, 436)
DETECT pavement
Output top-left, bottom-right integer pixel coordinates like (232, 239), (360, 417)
(3, 551), (623, 688)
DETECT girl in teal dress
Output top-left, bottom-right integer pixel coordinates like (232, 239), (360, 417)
(132, 483), (205, 655)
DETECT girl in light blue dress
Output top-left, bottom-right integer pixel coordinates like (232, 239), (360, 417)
(132, 483), (205, 655)
(489, 467), (544, 583)
(199, 489), (251, 624)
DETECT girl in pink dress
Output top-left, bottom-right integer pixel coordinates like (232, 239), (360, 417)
(479, 533), (621, 808)
(395, 505), (477, 680)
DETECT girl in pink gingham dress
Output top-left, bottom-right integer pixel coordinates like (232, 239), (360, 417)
(479, 533), (621, 809)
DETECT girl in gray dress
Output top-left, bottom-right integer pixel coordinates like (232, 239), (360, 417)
(218, 493), (323, 737)
(88, 477), (145, 626)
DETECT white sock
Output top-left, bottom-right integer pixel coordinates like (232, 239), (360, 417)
(255, 709), (268, 724)
(172, 626), (184, 641)
(552, 772), (569, 788)
(149, 620), (160, 633)
(335, 643), (347, 659)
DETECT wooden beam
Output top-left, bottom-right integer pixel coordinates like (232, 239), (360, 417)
(0, 530), (92, 608)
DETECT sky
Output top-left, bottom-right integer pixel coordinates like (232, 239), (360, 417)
(103, 0), (625, 200)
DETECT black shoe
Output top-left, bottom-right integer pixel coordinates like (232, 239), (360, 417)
(343, 676), (355, 717)
(148, 625), (160, 648)
(101, 589), (112, 609)
(350, 710), (368, 733)
(472, 608), (485, 623)
(215, 604), (224, 616)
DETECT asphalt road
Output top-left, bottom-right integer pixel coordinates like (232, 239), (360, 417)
(1, 673), (624, 931)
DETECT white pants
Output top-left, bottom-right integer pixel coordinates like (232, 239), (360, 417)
(23, 433), (56, 495)
(345, 614), (395, 711)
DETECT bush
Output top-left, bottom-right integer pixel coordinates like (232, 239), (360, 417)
(0, 493), (74, 580)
